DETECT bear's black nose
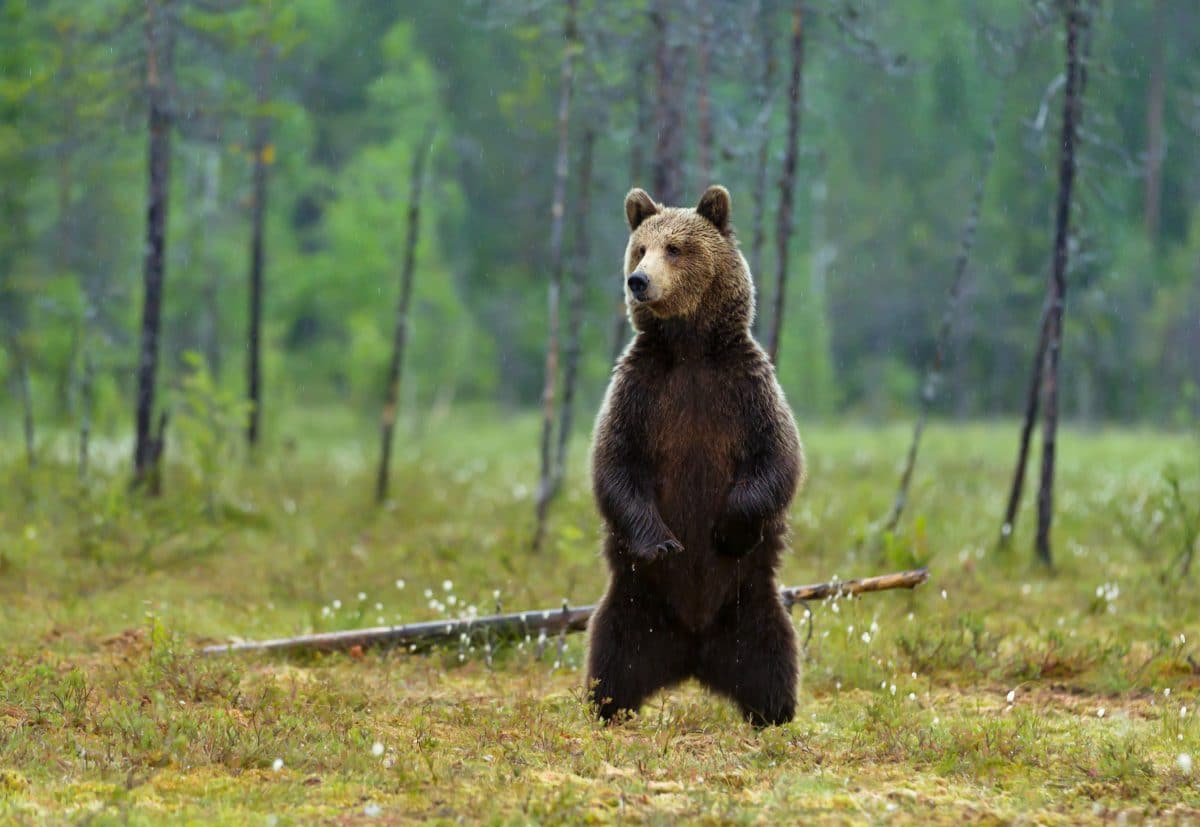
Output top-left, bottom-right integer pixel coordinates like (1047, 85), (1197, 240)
(627, 271), (649, 299)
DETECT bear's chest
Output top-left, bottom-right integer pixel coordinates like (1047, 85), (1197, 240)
(646, 366), (742, 506)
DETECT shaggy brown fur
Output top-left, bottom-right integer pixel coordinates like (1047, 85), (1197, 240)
(586, 185), (805, 727)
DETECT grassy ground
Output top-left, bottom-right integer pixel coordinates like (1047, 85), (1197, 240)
(1, 411), (1198, 824)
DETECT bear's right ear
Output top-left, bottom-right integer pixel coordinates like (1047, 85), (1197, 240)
(625, 188), (660, 231)
(696, 185), (732, 234)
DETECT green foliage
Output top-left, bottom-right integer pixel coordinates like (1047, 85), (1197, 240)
(3, 1), (1200, 436)
(172, 352), (249, 514)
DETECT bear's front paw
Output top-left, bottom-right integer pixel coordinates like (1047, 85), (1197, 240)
(631, 536), (683, 563)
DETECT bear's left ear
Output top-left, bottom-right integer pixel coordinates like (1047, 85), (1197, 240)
(696, 185), (732, 234)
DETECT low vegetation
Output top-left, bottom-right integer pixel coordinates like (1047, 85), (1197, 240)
(1, 414), (1198, 823)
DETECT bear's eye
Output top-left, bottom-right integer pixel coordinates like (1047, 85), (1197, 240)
(666, 243), (681, 257)
(635, 245), (646, 260)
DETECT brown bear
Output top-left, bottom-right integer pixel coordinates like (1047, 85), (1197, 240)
(586, 185), (805, 727)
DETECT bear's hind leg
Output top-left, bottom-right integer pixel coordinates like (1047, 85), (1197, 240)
(695, 594), (798, 727)
(586, 589), (689, 723)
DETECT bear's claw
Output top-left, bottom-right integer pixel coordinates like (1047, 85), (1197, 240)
(632, 537), (683, 562)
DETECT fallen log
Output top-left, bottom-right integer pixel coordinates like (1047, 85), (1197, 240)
(200, 567), (929, 657)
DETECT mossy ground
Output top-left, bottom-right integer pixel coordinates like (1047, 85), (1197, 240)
(2, 412), (1198, 824)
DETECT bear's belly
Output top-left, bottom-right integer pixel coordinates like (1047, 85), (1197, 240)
(649, 427), (740, 632)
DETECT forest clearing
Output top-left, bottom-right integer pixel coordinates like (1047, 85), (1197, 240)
(3, 0), (1200, 823)
(2, 416), (1198, 822)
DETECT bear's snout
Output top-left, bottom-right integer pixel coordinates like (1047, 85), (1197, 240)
(627, 271), (650, 301)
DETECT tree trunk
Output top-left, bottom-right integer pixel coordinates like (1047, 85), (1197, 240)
(766, 0), (805, 366)
(999, 9), (1087, 547)
(885, 82), (1009, 533)
(13, 341), (35, 468)
(532, 0), (580, 553)
(376, 126), (435, 504)
(695, 2), (714, 187)
(1034, 0), (1086, 567)
(201, 147), (222, 379)
(609, 53), (652, 364)
(749, 0), (778, 320)
(246, 45), (270, 450)
(999, 306), (1051, 546)
(1142, 0), (1166, 242)
(553, 127), (595, 491)
(55, 23), (81, 421)
(651, 0), (685, 206)
(78, 348), (93, 482)
(133, 0), (174, 490)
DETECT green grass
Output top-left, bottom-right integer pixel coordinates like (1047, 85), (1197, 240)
(1, 412), (1198, 824)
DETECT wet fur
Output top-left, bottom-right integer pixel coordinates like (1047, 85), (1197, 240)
(587, 186), (805, 727)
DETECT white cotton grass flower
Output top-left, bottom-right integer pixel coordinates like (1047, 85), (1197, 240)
(442, 580), (454, 592)
(1097, 708), (1106, 718)
(861, 632), (871, 644)
(364, 803), (382, 817)
(395, 579), (406, 590)
(372, 742), (384, 757)
(1164, 688), (1171, 697)
(332, 599), (342, 610)
(272, 758), (284, 772)
(358, 592), (367, 602)
(1178, 753), (1193, 774)
(1006, 690), (1016, 704)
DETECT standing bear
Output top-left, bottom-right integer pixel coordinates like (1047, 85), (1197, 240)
(586, 185), (805, 726)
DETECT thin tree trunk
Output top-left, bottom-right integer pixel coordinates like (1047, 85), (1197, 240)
(884, 83), (1009, 533)
(1142, 0), (1166, 241)
(78, 348), (93, 481)
(1035, 0), (1086, 566)
(376, 126), (435, 504)
(553, 127), (595, 491)
(749, 0), (778, 318)
(696, 3), (714, 187)
(999, 307), (1052, 546)
(532, 0), (580, 553)
(201, 147), (222, 379)
(55, 24), (80, 421)
(766, 0), (805, 366)
(245, 45), (270, 449)
(13, 341), (35, 468)
(651, 0), (685, 206)
(609, 53), (652, 364)
(133, 0), (173, 490)
(998, 9), (1087, 547)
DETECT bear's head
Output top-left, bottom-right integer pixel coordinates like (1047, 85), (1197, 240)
(622, 185), (753, 334)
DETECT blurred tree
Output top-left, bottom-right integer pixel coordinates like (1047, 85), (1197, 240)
(1034, 0), (1089, 567)
(533, 0), (581, 554)
(376, 126), (435, 505)
(765, 0), (805, 366)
